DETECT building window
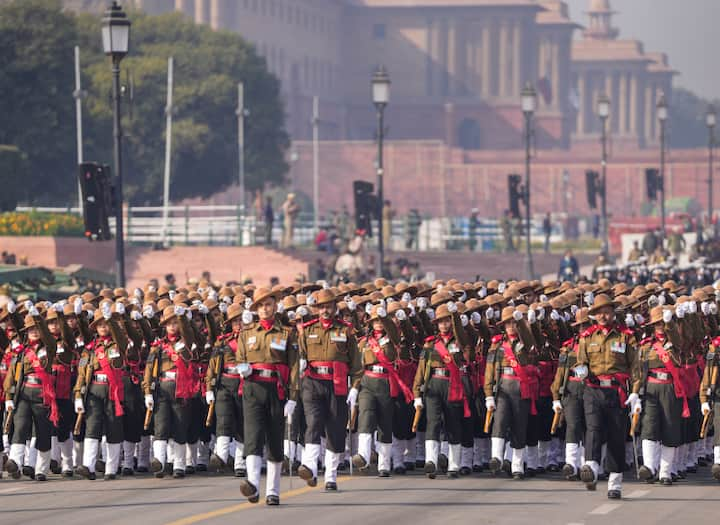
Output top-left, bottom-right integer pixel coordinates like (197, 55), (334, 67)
(373, 23), (386, 40)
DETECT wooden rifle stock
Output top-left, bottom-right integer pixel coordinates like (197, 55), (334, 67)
(629, 412), (640, 437)
(483, 407), (494, 434)
(349, 405), (358, 430)
(3, 407), (13, 435)
(411, 405), (422, 432)
(73, 411), (84, 436)
(205, 400), (215, 428)
(550, 410), (563, 435)
(701, 365), (719, 438)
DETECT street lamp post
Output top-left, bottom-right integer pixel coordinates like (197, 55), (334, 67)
(102, 1), (131, 288)
(372, 66), (390, 278)
(521, 82), (536, 279)
(657, 95), (668, 243)
(597, 93), (610, 255)
(707, 105), (716, 238)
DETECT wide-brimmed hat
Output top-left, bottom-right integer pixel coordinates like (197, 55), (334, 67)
(250, 287), (281, 310)
(644, 305), (667, 327)
(571, 307), (590, 327)
(21, 314), (40, 331)
(89, 309), (110, 329)
(588, 293), (617, 314)
(433, 303), (452, 321)
(394, 281), (418, 298)
(497, 306), (517, 325)
(313, 289), (337, 307)
(159, 305), (181, 326)
(225, 303), (244, 323)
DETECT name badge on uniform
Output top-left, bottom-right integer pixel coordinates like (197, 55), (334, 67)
(109, 348), (121, 359)
(79, 357), (88, 367)
(270, 338), (287, 351)
(378, 337), (389, 346)
(448, 343), (459, 354)
(610, 342), (626, 354)
(331, 331), (347, 343)
(247, 336), (257, 346)
(57, 344), (65, 355)
(38, 349), (47, 358)
(308, 334), (319, 339)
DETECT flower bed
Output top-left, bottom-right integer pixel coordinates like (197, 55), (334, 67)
(0, 211), (84, 237)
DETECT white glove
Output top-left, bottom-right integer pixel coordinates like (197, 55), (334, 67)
(702, 302), (711, 315)
(471, 312), (481, 324)
(144, 395), (154, 410)
(174, 305), (185, 317)
(648, 295), (659, 308)
(143, 304), (154, 319)
(205, 390), (215, 404)
(573, 365), (588, 379)
(550, 310), (560, 321)
(625, 393), (642, 414)
(306, 295), (316, 307)
(689, 301), (698, 314)
(299, 358), (307, 373)
(408, 304), (416, 317)
(657, 294), (666, 306)
(563, 311), (571, 322)
(218, 302), (228, 314)
(6, 299), (16, 314)
(284, 399), (297, 420)
(377, 307), (387, 318)
(134, 288), (143, 299)
(401, 292), (412, 303)
(287, 311), (297, 322)
(498, 282), (506, 294)
(222, 295), (232, 304)
(711, 303), (718, 315)
(702, 402), (711, 416)
(199, 304), (209, 315)
(512, 310), (523, 322)
(624, 314), (635, 327)
(634, 314), (645, 326)
(536, 308), (545, 321)
(365, 303), (373, 315)
(676, 303), (686, 319)
(583, 292), (594, 306)
(346, 298), (356, 312)
(460, 314), (468, 327)
(426, 308), (435, 321)
(115, 302), (125, 315)
(130, 297), (141, 307)
(29, 306), (39, 317)
(131, 310), (142, 321)
(168, 290), (176, 300)
(478, 286), (487, 299)
(570, 305), (579, 316)
(100, 304), (111, 320)
(346, 387), (359, 407)
(378, 299), (386, 309)
(662, 309), (673, 324)
(447, 301), (458, 313)
(24, 300), (33, 312)
(485, 308), (494, 320)
(53, 302), (63, 312)
(86, 309), (94, 321)
(242, 310), (254, 324)
(296, 306), (308, 318)
(417, 297), (428, 310)
(413, 397), (423, 409)
(74, 398), (84, 414)
(539, 294), (548, 303)
(5, 400), (14, 411)
(552, 400), (563, 414)
(386, 297), (395, 304)
(186, 309), (193, 320)
(485, 396), (496, 411)
(238, 363), (253, 378)
(395, 309), (407, 321)
(527, 309), (536, 324)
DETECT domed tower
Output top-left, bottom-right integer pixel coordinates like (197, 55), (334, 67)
(583, 0), (619, 40)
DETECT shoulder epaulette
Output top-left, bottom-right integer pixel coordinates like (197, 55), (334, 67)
(491, 334), (504, 344)
(302, 318), (319, 328)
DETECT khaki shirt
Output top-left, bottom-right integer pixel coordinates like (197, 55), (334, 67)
(141, 335), (193, 396)
(483, 334), (532, 398)
(2, 316), (56, 396)
(354, 333), (398, 390)
(73, 336), (126, 399)
(413, 334), (469, 398)
(236, 322), (299, 401)
(550, 338), (578, 401)
(700, 339), (719, 404)
(298, 318), (362, 387)
(575, 324), (641, 394)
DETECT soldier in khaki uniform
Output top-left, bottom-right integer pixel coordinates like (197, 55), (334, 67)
(574, 294), (642, 499)
(142, 305), (196, 478)
(4, 306), (58, 481)
(236, 287), (299, 506)
(483, 306), (536, 479)
(297, 289), (362, 491)
(701, 328), (720, 480)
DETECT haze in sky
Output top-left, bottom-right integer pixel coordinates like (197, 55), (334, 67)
(564, 0), (719, 100)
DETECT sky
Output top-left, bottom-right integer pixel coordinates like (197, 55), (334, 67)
(563, 0), (719, 100)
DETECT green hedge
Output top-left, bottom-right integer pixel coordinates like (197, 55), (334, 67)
(0, 211), (85, 237)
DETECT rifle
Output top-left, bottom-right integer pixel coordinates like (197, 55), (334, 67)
(484, 342), (503, 433)
(412, 347), (433, 432)
(629, 347), (649, 437)
(701, 360), (718, 439)
(143, 350), (160, 431)
(73, 353), (93, 436)
(3, 358), (23, 435)
(205, 346), (225, 427)
(551, 350), (571, 435)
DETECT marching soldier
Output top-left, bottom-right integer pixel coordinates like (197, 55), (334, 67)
(4, 304), (58, 481)
(297, 289), (362, 491)
(236, 287), (299, 505)
(574, 294), (641, 499)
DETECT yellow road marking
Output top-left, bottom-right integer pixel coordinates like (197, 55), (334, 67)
(163, 483), (320, 525)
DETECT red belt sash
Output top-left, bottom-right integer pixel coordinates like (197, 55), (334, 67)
(586, 372), (631, 406)
(396, 359), (417, 393)
(502, 344), (539, 415)
(165, 345), (194, 399)
(434, 340), (470, 417)
(52, 362), (72, 400)
(96, 350), (125, 417)
(537, 360), (556, 398)
(305, 361), (350, 396)
(653, 343), (690, 417)
(249, 363), (290, 400)
(368, 337), (413, 403)
(25, 348), (59, 425)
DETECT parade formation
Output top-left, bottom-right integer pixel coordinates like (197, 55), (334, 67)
(1, 273), (719, 506)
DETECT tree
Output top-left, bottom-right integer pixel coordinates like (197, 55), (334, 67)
(668, 87), (720, 149)
(0, 145), (27, 211)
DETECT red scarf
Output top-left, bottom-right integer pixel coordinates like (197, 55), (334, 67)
(502, 342), (539, 415)
(367, 335), (413, 403)
(434, 339), (470, 417)
(25, 345), (59, 425)
(260, 319), (275, 331)
(95, 344), (125, 417)
(164, 337), (195, 399)
(652, 342), (690, 418)
(320, 318), (333, 330)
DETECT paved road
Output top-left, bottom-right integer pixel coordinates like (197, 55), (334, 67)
(2, 467), (719, 525)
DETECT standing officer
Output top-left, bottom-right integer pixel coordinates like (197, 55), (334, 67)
(574, 294), (641, 499)
(297, 289), (362, 491)
(236, 287), (299, 505)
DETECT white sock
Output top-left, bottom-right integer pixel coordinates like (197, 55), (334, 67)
(59, 439), (73, 472)
(608, 472), (622, 492)
(301, 443), (321, 478)
(525, 445), (538, 470)
(36, 449), (51, 476)
(659, 445), (675, 479)
(324, 450), (341, 484)
(642, 439), (659, 475)
(83, 438), (99, 472)
(233, 441), (246, 470)
(266, 460), (282, 497)
(105, 442), (121, 474)
(358, 433), (373, 464)
(461, 446), (473, 469)
(425, 440), (440, 465)
(153, 439), (168, 465)
(246, 455), (262, 495)
(491, 437), (505, 461)
(448, 444), (461, 472)
(511, 447), (525, 474)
